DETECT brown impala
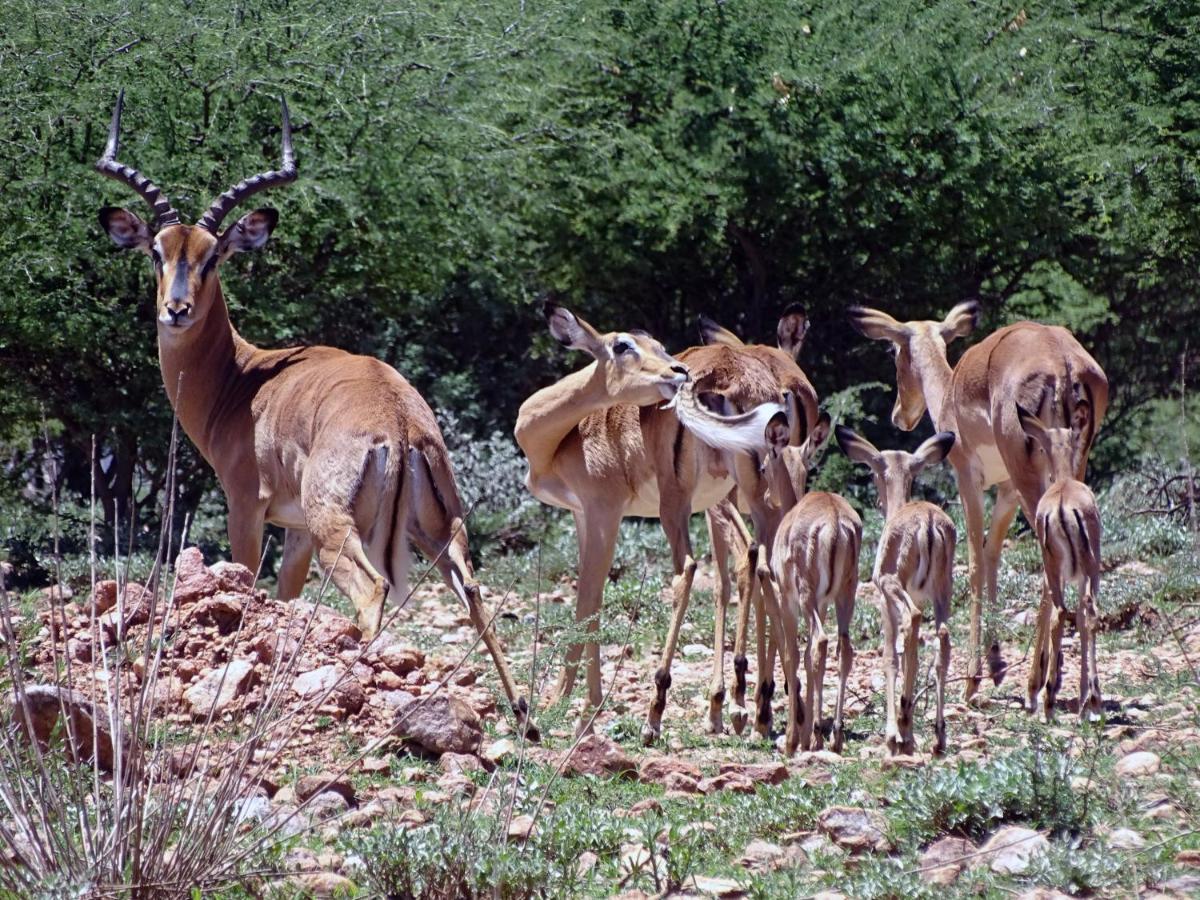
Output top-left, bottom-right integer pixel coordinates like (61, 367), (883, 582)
(94, 92), (536, 738)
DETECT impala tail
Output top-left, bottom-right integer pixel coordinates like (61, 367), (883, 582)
(670, 380), (785, 456)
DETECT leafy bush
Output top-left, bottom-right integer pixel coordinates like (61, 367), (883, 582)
(888, 733), (1092, 847)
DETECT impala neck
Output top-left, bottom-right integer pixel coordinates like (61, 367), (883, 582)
(515, 361), (624, 475)
(157, 278), (253, 459)
(910, 336), (955, 430)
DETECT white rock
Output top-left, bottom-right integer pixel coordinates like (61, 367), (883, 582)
(183, 660), (253, 716)
(1115, 751), (1161, 778)
(975, 826), (1048, 875)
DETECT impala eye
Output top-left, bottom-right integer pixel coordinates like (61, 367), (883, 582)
(613, 339), (634, 355)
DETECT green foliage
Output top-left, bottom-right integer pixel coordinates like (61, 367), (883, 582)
(2, 0), (1198, 560)
(886, 733), (1094, 848)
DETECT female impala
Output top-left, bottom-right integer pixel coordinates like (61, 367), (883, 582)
(848, 303), (1107, 702)
(94, 92), (536, 738)
(755, 400), (862, 755)
(838, 426), (957, 756)
(1016, 404), (1103, 721)
(515, 303), (787, 738)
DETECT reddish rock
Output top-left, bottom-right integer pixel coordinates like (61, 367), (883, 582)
(559, 733), (637, 779)
(310, 614), (361, 650)
(439, 752), (485, 776)
(817, 806), (892, 853)
(173, 547), (218, 604)
(294, 664), (366, 716)
(639, 755), (702, 784)
(393, 693), (483, 756)
(921, 836), (974, 885)
(9, 684), (116, 769)
(187, 593), (245, 634)
(699, 772), (756, 794)
(183, 659), (254, 717)
(210, 560), (255, 592)
(662, 772), (702, 794)
(296, 773), (356, 805)
(718, 762), (788, 785)
(88, 580), (119, 614)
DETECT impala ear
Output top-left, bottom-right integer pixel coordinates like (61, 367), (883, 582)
(835, 425), (881, 468)
(1070, 399), (1092, 439)
(698, 315), (744, 348)
(847, 306), (908, 343)
(764, 411), (791, 454)
(218, 208), (278, 259)
(914, 431), (955, 469)
(777, 304), (809, 359)
(99, 207), (153, 252)
(1016, 403), (1051, 452)
(939, 301), (980, 342)
(544, 301), (605, 357)
(802, 411), (833, 459)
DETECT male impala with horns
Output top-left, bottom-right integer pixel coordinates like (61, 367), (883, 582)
(94, 91), (537, 739)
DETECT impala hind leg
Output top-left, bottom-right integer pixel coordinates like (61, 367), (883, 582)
(704, 499), (746, 735)
(756, 566), (794, 751)
(958, 476), (987, 703)
(312, 521), (388, 639)
(982, 483), (1019, 686)
(1026, 579), (1054, 715)
(408, 447), (541, 740)
(831, 588), (855, 754)
(807, 601), (828, 752)
(754, 546), (779, 739)
(878, 579), (902, 755)
(932, 592), (951, 756)
(277, 528), (314, 600)
(1079, 575), (1103, 719)
(730, 544), (757, 736)
(553, 507), (620, 733)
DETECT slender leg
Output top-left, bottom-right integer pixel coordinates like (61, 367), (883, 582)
(983, 483), (1019, 685)
(1026, 577), (1055, 714)
(547, 511), (589, 705)
(312, 521), (388, 639)
(569, 509), (621, 731)
(808, 601), (829, 751)
(754, 546), (778, 738)
(757, 566), (793, 751)
(277, 528), (314, 599)
(899, 598), (923, 755)
(877, 577), (902, 756)
(956, 470), (988, 703)
(832, 586), (855, 754)
(932, 591), (951, 755)
(1043, 586), (1068, 723)
(225, 496), (266, 575)
(730, 544), (757, 736)
(1080, 574), (1103, 718)
(777, 590), (803, 757)
(704, 500), (746, 735)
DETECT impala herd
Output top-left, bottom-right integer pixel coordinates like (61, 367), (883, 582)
(95, 95), (1110, 757)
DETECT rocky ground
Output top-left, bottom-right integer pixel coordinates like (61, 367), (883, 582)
(6, 539), (1200, 898)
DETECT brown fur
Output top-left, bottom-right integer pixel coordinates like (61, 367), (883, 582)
(849, 303), (1108, 702)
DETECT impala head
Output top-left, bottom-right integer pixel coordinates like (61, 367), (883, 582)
(1016, 401), (1091, 485)
(543, 302), (689, 403)
(836, 426), (955, 517)
(848, 301), (979, 430)
(762, 394), (831, 510)
(698, 304), (810, 360)
(95, 90), (296, 336)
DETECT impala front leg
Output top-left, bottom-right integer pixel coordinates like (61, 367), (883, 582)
(642, 554), (697, 745)
(957, 474), (987, 703)
(754, 546), (778, 739)
(225, 491), (267, 575)
(1026, 578), (1054, 715)
(832, 588), (855, 754)
(277, 528), (314, 599)
(932, 593), (951, 756)
(730, 544), (757, 736)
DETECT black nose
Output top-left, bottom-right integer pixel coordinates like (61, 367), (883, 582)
(671, 363), (689, 378)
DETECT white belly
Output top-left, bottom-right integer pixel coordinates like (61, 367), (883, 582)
(624, 473), (733, 519)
